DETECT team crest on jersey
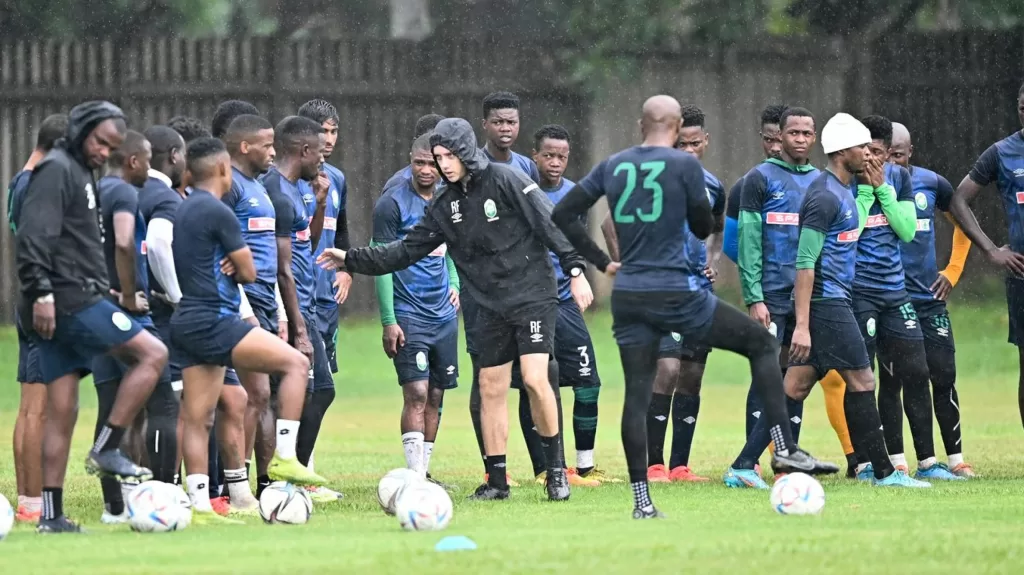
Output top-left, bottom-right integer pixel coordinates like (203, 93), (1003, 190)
(866, 318), (876, 337)
(111, 312), (132, 332)
(416, 351), (428, 371)
(331, 189), (340, 209)
(484, 199), (498, 222)
(671, 332), (681, 342)
(302, 193), (315, 205)
(914, 192), (928, 211)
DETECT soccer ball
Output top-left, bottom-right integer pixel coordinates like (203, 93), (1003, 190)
(770, 472), (826, 515)
(394, 481), (452, 531)
(0, 494), (14, 540)
(127, 481), (192, 532)
(259, 481), (313, 525)
(377, 468), (422, 515)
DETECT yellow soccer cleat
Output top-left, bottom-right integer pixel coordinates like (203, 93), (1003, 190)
(193, 509), (246, 526)
(305, 485), (340, 504)
(579, 467), (623, 484)
(566, 468), (600, 487)
(268, 454), (327, 487)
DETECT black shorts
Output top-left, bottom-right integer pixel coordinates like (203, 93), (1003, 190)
(393, 315), (459, 390)
(552, 299), (601, 388)
(611, 289), (716, 348)
(657, 332), (711, 364)
(93, 319), (172, 387)
(303, 312), (334, 392)
(32, 298), (145, 383)
(763, 291), (796, 347)
(171, 312), (255, 370)
(316, 303), (339, 374)
(913, 299), (955, 351)
(790, 299), (870, 376)
(475, 301), (557, 368)
(15, 310), (42, 384)
(853, 289), (924, 362)
(1007, 276), (1024, 346)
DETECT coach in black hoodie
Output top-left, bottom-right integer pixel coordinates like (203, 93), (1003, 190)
(16, 101), (167, 533)
(318, 117), (583, 501)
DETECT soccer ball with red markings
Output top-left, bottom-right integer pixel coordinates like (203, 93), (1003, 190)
(770, 472), (825, 515)
(394, 481), (452, 531)
(127, 481), (192, 532)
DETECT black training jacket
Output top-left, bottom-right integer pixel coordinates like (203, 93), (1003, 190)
(16, 101), (125, 314)
(345, 118), (586, 315)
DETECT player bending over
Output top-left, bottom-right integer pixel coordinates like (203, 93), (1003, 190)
(551, 95), (836, 519)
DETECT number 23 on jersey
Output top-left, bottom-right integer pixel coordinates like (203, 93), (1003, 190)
(612, 161), (664, 224)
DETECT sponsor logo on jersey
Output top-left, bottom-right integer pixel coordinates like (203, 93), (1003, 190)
(865, 214), (889, 228)
(323, 217), (337, 231)
(248, 217), (275, 231)
(837, 229), (860, 242)
(1015, 191), (1024, 204)
(765, 212), (799, 225)
(296, 228), (311, 242)
(916, 219), (931, 232)
(140, 240), (147, 255)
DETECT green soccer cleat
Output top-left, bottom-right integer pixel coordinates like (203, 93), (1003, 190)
(268, 454), (327, 487)
(192, 510), (246, 526)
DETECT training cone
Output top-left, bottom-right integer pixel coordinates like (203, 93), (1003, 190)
(435, 535), (477, 552)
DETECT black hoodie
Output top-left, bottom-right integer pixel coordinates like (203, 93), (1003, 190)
(345, 118), (586, 315)
(16, 100), (125, 315)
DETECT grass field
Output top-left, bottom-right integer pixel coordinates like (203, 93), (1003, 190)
(1, 302), (1023, 574)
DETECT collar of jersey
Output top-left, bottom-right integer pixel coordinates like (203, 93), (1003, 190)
(764, 157), (816, 173)
(148, 168), (173, 187)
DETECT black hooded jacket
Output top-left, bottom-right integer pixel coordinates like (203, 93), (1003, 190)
(345, 118), (586, 315)
(16, 100), (125, 314)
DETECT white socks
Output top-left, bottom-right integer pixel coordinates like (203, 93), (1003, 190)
(402, 432), (425, 475)
(948, 453), (964, 468)
(918, 456), (937, 469)
(308, 451), (316, 473)
(890, 453), (908, 469)
(225, 468), (255, 504)
(187, 474), (212, 512)
(577, 449), (595, 470)
(423, 442), (434, 473)
(276, 419), (300, 459)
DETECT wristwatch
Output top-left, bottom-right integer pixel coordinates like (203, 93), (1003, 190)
(570, 267), (583, 278)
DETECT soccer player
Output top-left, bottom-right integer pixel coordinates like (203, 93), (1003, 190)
(372, 133), (460, 480)
(948, 82), (1024, 434)
(647, 105), (725, 483)
(16, 101), (168, 533)
(167, 116), (211, 146)
(729, 107), (820, 488)
(784, 112), (929, 488)
(172, 137), (324, 524)
(9, 112), (68, 523)
(853, 115), (954, 481)
(529, 124), (613, 483)
(93, 130), (180, 523)
(319, 117), (584, 501)
(551, 95), (835, 518)
(260, 116), (338, 504)
(480, 91), (541, 181)
(886, 122), (974, 477)
(382, 113), (447, 193)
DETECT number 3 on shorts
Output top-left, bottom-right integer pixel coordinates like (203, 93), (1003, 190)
(612, 161), (665, 224)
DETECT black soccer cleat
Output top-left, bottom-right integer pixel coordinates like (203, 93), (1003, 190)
(845, 453), (859, 479)
(772, 448), (840, 476)
(632, 506), (666, 520)
(468, 483), (510, 501)
(545, 469), (571, 501)
(85, 449), (153, 482)
(37, 516), (84, 534)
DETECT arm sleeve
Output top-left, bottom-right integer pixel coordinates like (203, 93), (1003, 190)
(146, 218), (182, 303)
(334, 179), (350, 250)
(933, 174), (970, 285)
(550, 185), (612, 272)
(738, 172), (767, 306)
(446, 253), (460, 293)
(505, 172), (587, 273)
(371, 196), (403, 243)
(345, 209), (445, 276)
(796, 229), (826, 270)
(370, 241), (397, 326)
(874, 181), (916, 242)
(15, 162), (66, 298)
(723, 216), (739, 263)
(968, 144), (1000, 187)
(685, 161), (714, 239)
(796, 192), (837, 270)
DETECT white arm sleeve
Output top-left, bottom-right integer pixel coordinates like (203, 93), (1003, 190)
(238, 285), (254, 320)
(275, 283), (287, 323)
(146, 218), (182, 303)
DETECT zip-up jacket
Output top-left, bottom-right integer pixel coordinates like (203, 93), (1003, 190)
(345, 118), (585, 315)
(16, 101), (125, 314)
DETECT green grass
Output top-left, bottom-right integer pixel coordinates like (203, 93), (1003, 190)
(1, 302), (1024, 574)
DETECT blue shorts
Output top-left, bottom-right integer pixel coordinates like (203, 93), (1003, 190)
(1006, 276), (1024, 346)
(32, 298), (145, 383)
(304, 312), (334, 392)
(853, 288), (923, 362)
(551, 299), (601, 388)
(316, 303), (339, 374)
(156, 317), (234, 388)
(93, 317), (172, 386)
(763, 291), (795, 347)
(16, 310), (43, 383)
(611, 289), (717, 348)
(393, 316), (459, 390)
(656, 332), (711, 364)
(790, 299), (870, 376)
(245, 291), (278, 335)
(170, 312), (254, 369)
(913, 299), (955, 351)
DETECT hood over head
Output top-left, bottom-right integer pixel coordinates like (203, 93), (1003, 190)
(64, 100), (126, 163)
(428, 118), (488, 184)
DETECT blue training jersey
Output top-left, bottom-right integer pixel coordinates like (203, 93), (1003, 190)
(306, 163), (347, 311)
(98, 175), (149, 298)
(543, 177), (576, 301)
(483, 148), (540, 183)
(799, 171), (861, 301)
(738, 160), (820, 296)
(372, 177), (456, 324)
(381, 165), (412, 196)
(688, 168), (726, 291)
(969, 131), (1024, 254)
(853, 162), (914, 295)
(7, 169), (31, 233)
(173, 189), (247, 318)
(224, 166), (277, 310)
(577, 145), (709, 292)
(902, 166), (954, 301)
(261, 167), (315, 314)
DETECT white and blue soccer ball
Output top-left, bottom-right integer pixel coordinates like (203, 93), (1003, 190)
(394, 481), (452, 531)
(770, 472), (825, 516)
(0, 494), (14, 540)
(377, 468), (422, 516)
(259, 481), (312, 525)
(127, 481), (192, 532)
